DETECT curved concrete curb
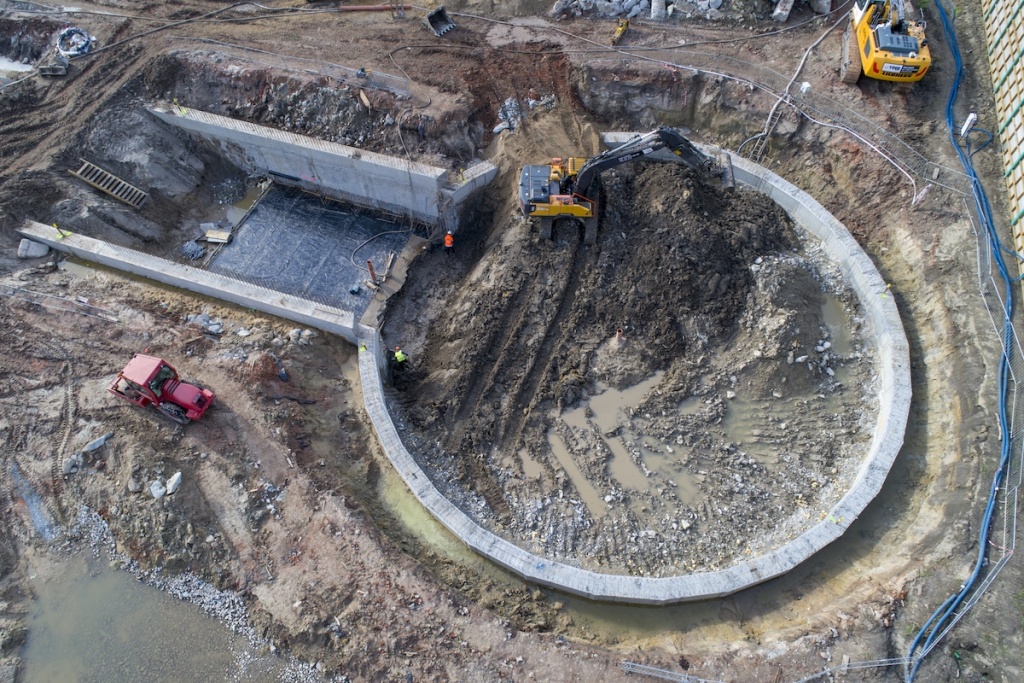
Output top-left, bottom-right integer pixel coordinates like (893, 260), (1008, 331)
(358, 152), (911, 604)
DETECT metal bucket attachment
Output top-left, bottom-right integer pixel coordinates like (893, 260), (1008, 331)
(423, 6), (456, 36)
(39, 54), (69, 77)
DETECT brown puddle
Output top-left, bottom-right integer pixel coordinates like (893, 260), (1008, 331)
(23, 553), (285, 683)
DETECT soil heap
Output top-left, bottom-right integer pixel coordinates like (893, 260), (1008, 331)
(386, 159), (877, 576)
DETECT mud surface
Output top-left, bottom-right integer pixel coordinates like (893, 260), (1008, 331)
(1, 1), (1022, 682)
(387, 158), (877, 575)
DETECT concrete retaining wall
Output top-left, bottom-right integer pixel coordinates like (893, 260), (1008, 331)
(447, 160), (500, 206)
(355, 139), (911, 604)
(16, 222), (371, 345)
(149, 104), (448, 223)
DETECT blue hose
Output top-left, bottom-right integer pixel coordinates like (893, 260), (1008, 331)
(905, 1), (1017, 680)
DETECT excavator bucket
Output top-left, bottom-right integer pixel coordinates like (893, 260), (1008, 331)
(39, 53), (69, 77)
(423, 6), (456, 36)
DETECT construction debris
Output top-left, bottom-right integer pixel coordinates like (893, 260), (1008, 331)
(55, 27), (94, 59)
(497, 97), (524, 131)
(38, 53), (69, 77)
(17, 239), (48, 259)
(180, 240), (207, 260)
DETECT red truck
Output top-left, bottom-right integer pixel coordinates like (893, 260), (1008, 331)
(108, 354), (215, 424)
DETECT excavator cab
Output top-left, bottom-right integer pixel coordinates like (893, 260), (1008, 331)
(841, 0), (930, 83)
(518, 127), (726, 245)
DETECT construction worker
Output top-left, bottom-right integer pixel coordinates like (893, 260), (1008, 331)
(444, 230), (455, 256)
(393, 345), (408, 366)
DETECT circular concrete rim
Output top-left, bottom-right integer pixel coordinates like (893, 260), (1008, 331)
(358, 150), (910, 605)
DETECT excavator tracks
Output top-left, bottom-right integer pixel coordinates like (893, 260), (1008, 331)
(840, 19), (862, 84)
(495, 242), (589, 455)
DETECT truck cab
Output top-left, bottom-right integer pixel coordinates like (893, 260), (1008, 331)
(108, 354), (214, 424)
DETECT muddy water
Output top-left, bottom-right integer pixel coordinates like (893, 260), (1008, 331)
(558, 372), (705, 504)
(517, 447), (545, 479)
(548, 431), (607, 518)
(23, 555), (283, 682)
(377, 458), (526, 588)
(821, 293), (854, 356)
(718, 395), (782, 464)
(226, 185), (265, 226)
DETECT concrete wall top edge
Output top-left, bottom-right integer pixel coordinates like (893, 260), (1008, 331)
(17, 221), (359, 344)
(149, 105), (447, 180)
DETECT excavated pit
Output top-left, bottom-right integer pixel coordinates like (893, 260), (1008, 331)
(385, 160), (878, 577)
(2, 30), (886, 585)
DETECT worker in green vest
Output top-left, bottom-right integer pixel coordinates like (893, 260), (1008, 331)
(393, 346), (408, 365)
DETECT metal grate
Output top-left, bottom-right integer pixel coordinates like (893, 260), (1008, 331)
(69, 159), (148, 209)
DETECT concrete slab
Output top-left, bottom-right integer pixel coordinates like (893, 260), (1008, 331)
(17, 238), (49, 258)
(208, 185), (408, 319)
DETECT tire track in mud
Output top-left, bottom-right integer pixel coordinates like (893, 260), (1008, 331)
(38, 338), (74, 525)
(443, 241), (589, 521)
(0, 313), (75, 526)
(451, 283), (532, 425)
(495, 241), (589, 456)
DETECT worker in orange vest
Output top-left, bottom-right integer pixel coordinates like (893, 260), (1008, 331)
(444, 230), (455, 256)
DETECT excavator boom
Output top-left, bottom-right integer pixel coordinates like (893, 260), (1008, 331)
(573, 127), (715, 197)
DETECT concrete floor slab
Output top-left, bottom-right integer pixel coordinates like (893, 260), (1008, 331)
(209, 185), (410, 318)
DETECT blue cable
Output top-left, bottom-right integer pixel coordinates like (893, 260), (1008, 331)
(905, 0), (1016, 680)
(968, 127), (995, 156)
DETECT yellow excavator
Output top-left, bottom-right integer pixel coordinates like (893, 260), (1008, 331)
(611, 18), (629, 46)
(841, 0), (930, 83)
(518, 127), (732, 244)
